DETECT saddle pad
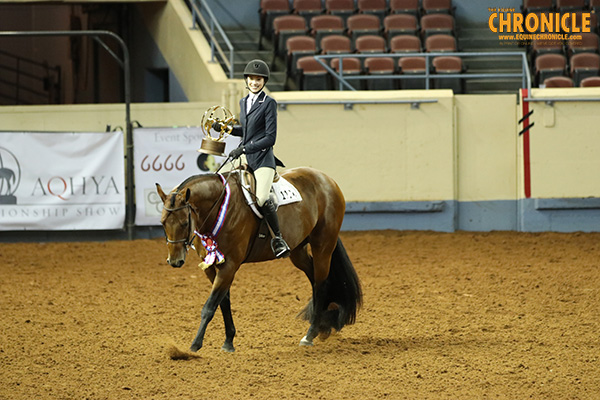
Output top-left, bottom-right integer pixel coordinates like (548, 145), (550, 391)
(272, 177), (302, 206)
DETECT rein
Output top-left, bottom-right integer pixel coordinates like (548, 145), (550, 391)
(163, 172), (234, 266)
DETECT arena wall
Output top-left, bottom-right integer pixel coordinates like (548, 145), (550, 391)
(3, 87), (600, 233)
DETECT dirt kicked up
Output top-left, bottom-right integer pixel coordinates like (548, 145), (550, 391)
(1, 230), (599, 399)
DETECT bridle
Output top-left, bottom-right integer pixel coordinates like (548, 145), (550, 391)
(162, 171), (234, 252)
(162, 203), (197, 249)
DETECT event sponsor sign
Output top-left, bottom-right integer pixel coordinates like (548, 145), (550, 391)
(133, 127), (240, 226)
(0, 131), (125, 230)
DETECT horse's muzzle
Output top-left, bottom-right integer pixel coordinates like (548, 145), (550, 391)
(167, 258), (185, 268)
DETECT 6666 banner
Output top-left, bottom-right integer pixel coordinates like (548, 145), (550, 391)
(133, 127), (240, 226)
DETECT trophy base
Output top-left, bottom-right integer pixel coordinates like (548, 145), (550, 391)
(197, 138), (226, 157)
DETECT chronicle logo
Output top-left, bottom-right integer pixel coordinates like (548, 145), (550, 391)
(0, 147), (20, 205)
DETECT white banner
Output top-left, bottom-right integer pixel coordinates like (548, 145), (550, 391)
(133, 127), (241, 226)
(0, 131), (125, 231)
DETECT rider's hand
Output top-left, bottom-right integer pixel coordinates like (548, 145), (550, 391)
(229, 146), (245, 159)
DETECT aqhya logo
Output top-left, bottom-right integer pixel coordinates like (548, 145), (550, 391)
(0, 147), (20, 205)
(31, 176), (121, 201)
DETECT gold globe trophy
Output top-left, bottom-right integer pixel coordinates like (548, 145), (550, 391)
(197, 105), (236, 156)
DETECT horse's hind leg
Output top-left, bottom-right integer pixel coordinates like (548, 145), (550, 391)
(289, 244), (319, 346)
(293, 235), (338, 346)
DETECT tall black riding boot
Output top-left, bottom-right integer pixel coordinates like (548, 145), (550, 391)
(261, 199), (291, 258)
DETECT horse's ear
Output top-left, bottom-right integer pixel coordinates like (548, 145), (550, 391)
(156, 183), (167, 203)
(185, 188), (191, 202)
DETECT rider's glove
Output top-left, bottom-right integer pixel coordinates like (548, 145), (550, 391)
(229, 146), (245, 159)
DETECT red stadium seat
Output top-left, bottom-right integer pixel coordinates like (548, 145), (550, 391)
(286, 36), (317, 76)
(398, 56), (427, 89)
(365, 57), (397, 90)
(580, 76), (600, 87)
(432, 55), (464, 93)
(310, 15), (345, 51)
(347, 14), (381, 42)
(383, 14), (419, 46)
(390, 0), (419, 16)
(543, 76), (575, 87)
(535, 53), (567, 86)
(570, 52), (600, 86)
(425, 34), (457, 52)
(296, 56), (331, 90)
(421, 0), (453, 15)
(260, 0), (291, 44)
(390, 34), (422, 53)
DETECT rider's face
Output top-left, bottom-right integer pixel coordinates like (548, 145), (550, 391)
(247, 75), (265, 94)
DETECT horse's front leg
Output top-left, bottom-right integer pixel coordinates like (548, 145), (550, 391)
(190, 264), (236, 352)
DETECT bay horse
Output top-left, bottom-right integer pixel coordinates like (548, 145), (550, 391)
(156, 166), (362, 352)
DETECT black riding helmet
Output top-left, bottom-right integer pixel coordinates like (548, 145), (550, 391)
(243, 59), (270, 83)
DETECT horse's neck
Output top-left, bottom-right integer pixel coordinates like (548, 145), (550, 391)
(187, 174), (241, 232)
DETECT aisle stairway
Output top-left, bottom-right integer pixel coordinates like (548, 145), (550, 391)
(215, 29), (290, 92)
(457, 27), (526, 94)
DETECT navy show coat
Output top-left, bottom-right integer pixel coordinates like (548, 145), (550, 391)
(231, 91), (281, 171)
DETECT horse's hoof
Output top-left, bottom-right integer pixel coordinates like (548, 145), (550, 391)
(221, 344), (235, 353)
(190, 345), (200, 352)
(299, 336), (313, 346)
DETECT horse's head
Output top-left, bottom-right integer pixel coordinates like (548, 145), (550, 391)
(156, 183), (196, 268)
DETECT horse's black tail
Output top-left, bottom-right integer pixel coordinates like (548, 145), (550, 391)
(299, 238), (363, 336)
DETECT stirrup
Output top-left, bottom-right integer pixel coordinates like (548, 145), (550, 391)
(271, 237), (290, 258)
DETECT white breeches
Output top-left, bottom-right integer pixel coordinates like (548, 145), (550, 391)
(254, 167), (275, 207)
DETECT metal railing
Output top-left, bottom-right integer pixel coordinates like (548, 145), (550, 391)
(0, 30), (135, 239)
(0, 49), (61, 105)
(189, 0), (235, 79)
(312, 51), (532, 92)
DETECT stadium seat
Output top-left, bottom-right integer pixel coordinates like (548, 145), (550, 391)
(521, 0), (553, 14)
(398, 56), (427, 89)
(296, 56), (331, 90)
(530, 37), (564, 58)
(286, 36), (317, 77)
(355, 35), (387, 68)
(420, 14), (455, 39)
(365, 57), (397, 90)
(383, 14), (419, 46)
(310, 15), (345, 51)
(535, 53), (567, 85)
(357, 0), (387, 24)
(347, 14), (381, 42)
(330, 57), (363, 90)
(421, 0), (454, 15)
(425, 34), (457, 52)
(273, 15), (308, 56)
(260, 0), (291, 45)
(570, 52), (600, 86)
(580, 76), (600, 87)
(325, 0), (355, 24)
(543, 76), (574, 87)
(556, 0), (586, 13)
(432, 56), (463, 93)
(321, 34), (352, 54)
(390, 0), (420, 17)
(390, 34), (422, 53)
(293, 0), (324, 26)
(355, 34), (387, 54)
(566, 32), (600, 56)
